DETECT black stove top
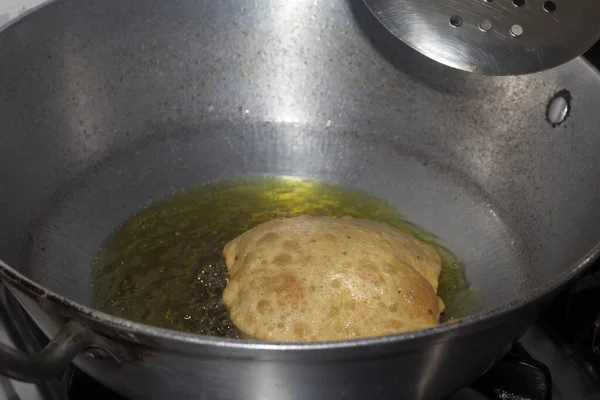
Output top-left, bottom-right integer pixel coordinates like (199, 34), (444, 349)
(539, 265), (600, 384)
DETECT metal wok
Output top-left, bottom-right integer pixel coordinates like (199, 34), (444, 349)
(1, 0), (600, 399)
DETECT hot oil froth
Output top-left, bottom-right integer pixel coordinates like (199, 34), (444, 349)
(91, 177), (474, 338)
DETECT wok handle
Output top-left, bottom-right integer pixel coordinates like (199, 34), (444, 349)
(0, 320), (92, 382)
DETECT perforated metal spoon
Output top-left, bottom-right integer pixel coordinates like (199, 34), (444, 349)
(363, 0), (600, 75)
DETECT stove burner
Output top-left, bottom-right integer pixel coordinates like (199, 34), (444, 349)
(540, 262), (600, 383)
(470, 344), (552, 400)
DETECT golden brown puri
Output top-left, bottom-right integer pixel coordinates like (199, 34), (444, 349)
(222, 215), (444, 342)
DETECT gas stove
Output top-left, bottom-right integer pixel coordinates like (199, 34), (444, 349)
(2, 272), (600, 400)
(5, 274), (600, 400)
(2, 1), (600, 400)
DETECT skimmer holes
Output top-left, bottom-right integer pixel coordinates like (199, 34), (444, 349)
(449, 15), (463, 27)
(512, 0), (525, 6)
(543, 1), (556, 12)
(510, 24), (523, 37)
(479, 20), (492, 32)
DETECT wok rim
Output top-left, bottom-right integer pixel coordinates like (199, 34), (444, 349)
(0, 0), (599, 355)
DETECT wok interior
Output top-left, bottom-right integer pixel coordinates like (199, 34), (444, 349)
(1, 0), (600, 325)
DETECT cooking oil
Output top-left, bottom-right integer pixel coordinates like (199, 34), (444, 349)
(91, 176), (475, 338)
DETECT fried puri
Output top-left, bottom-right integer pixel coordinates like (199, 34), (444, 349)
(222, 215), (444, 341)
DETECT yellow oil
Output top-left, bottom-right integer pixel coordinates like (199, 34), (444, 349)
(91, 176), (475, 338)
